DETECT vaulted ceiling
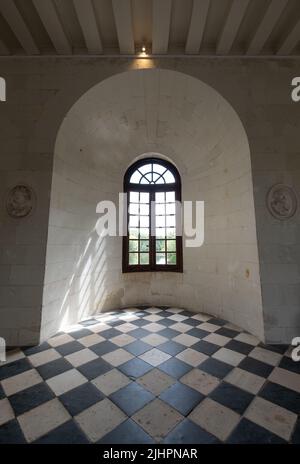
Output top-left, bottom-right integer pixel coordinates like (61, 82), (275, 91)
(0, 0), (299, 57)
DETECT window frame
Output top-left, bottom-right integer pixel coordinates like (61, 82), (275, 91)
(122, 157), (183, 273)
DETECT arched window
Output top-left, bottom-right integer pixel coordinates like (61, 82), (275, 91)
(123, 158), (183, 272)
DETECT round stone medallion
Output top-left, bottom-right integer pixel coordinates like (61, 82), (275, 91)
(6, 184), (36, 218)
(267, 184), (297, 220)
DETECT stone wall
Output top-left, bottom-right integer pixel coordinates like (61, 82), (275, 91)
(0, 57), (299, 345)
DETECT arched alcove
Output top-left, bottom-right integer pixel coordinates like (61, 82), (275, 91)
(41, 69), (264, 342)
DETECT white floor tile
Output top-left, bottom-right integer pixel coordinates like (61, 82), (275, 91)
(245, 397), (297, 441)
(176, 348), (208, 367)
(18, 399), (70, 442)
(225, 367), (265, 394)
(46, 369), (87, 396)
(92, 369), (131, 395)
(139, 348), (171, 367)
(65, 348), (98, 367)
(189, 398), (240, 441)
(180, 369), (220, 395)
(2, 369), (42, 396)
(101, 348), (134, 367)
(75, 399), (126, 442)
(212, 348), (245, 366)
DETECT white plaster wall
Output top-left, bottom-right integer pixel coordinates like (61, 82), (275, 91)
(42, 69), (264, 341)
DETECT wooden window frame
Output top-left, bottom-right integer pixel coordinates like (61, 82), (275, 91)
(122, 158), (183, 273)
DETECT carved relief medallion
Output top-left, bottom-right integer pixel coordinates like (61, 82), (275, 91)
(6, 184), (35, 218)
(267, 184), (297, 220)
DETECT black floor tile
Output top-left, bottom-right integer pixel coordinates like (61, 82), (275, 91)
(259, 381), (300, 414)
(90, 341), (118, 356)
(118, 358), (152, 379)
(291, 418), (300, 444)
(186, 328), (210, 339)
(100, 328), (123, 339)
(159, 341), (185, 356)
(183, 318), (202, 327)
(208, 318), (227, 326)
(192, 340), (219, 356)
(77, 358), (112, 380)
(132, 319), (151, 327)
(33, 420), (89, 444)
(60, 382), (104, 416)
(163, 419), (220, 444)
(110, 382), (154, 416)
(125, 340), (152, 356)
(279, 356), (300, 374)
(129, 328), (150, 339)
(23, 342), (51, 356)
(258, 343), (288, 355)
(227, 418), (286, 444)
(99, 419), (154, 444)
(0, 420), (26, 444)
(0, 384), (5, 399)
(159, 382), (204, 416)
(0, 358), (32, 381)
(36, 358), (73, 380)
(158, 358), (192, 379)
(210, 381), (254, 414)
(55, 340), (85, 356)
(215, 327), (239, 338)
(68, 328), (93, 339)
(159, 318), (178, 327)
(9, 382), (55, 416)
(225, 339), (253, 355)
(239, 357), (274, 378)
(200, 358), (233, 379)
(159, 328), (180, 339)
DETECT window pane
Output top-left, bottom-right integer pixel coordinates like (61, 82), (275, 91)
(129, 240), (138, 252)
(140, 253), (149, 265)
(140, 216), (149, 228)
(155, 192), (165, 203)
(156, 253), (166, 264)
(167, 240), (176, 252)
(166, 228), (176, 239)
(140, 176), (149, 184)
(155, 203), (165, 215)
(140, 192), (149, 203)
(130, 171), (141, 183)
(156, 240), (165, 252)
(129, 228), (139, 239)
(166, 192), (175, 202)
(153, 164), (167, 175)
(129, 215), (139, 227)
(163, 170), (175, 183)
(138, 164), (152, 175)
(167, 253), (176, 265)
(155, 228), (166, 238)
(130, 192), (139, 202)
(140, 240), (149, 252)
(140, 203), (149, 215)
(156, 216), (165, 227)
(129, 203), (139, 215)
(166, 215), (175, 227)
(166, 203), (175, 215)
(129, 253), (138, 265)
(140, 228), (149, 239)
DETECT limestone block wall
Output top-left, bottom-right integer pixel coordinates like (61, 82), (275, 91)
(0, 57), (299, 345)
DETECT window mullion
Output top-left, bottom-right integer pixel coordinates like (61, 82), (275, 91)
(150, 190), (155, 271)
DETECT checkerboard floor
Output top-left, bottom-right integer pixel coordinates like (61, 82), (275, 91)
(0, 307), (299, 444)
